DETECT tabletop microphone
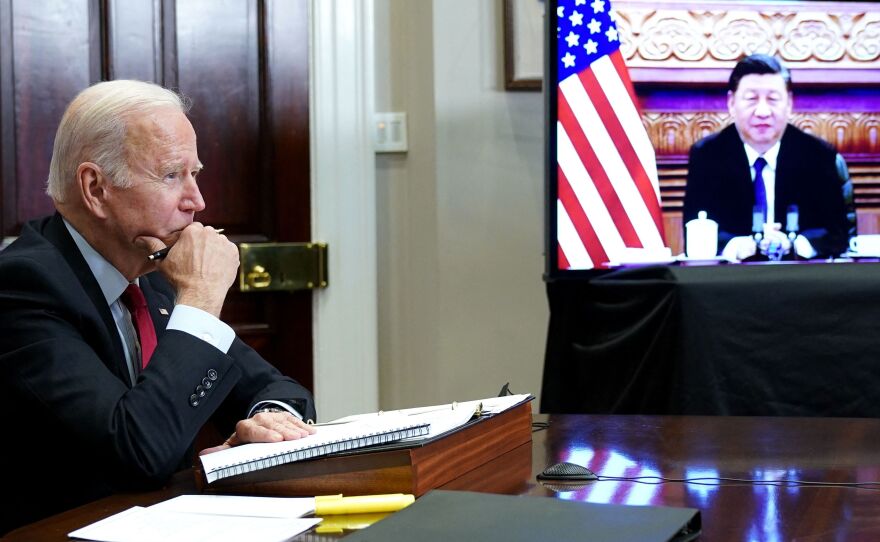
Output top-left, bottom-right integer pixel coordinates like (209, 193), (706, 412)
(785, 205), (799, 260)
(752, 205), (764, 244)
(785, 205), (799, 236)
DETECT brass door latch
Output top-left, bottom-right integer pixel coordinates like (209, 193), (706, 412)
(238, 242), (328, 292)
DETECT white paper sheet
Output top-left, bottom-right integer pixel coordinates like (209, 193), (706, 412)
(68, 496), (321, 542)
(325, 393), (533, 443)
(148, 494), (315, 518)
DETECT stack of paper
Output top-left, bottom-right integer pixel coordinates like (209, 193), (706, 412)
(68, 495), (320, 542)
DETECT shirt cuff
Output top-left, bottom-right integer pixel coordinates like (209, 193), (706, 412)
(248, 400), (304, 420)
(794, 235), (817, 259)
(166, 304), (235, 354)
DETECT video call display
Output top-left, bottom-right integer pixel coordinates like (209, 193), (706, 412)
(546, 0), (872, 276)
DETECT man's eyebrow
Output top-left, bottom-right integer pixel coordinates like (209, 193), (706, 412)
(159, 161), (204, 172)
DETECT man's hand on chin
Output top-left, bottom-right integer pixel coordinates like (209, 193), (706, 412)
(146, 223), (239, 317)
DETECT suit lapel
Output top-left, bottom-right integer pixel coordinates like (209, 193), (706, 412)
(42, 213), (131, 384)
(774, 125), (795, 218)
(721, 126), (754, 217)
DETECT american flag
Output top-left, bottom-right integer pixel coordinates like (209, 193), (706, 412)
(555, 0), (666, 269)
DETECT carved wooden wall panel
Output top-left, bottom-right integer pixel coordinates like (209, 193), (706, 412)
(615, 0), (880, 83)
(644, 112), (880, 161)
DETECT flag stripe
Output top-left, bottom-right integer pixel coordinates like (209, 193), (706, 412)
(561, 75), (658, 248)
(609, 50), (638, 108)
(557, 241), (571, 270)
(603, 52), (660, 185)
(557, 201), (593, 270)
(579, 60), (665, 238)
(594, 54), (661, 197)
(557, 121), (627, 261)
(557, 86), (641, 247)
(558, 166), (607, 267)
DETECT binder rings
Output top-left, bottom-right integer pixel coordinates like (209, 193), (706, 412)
(199, 415), (430, 483)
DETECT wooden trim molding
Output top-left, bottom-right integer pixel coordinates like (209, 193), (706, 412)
(310, 0), (380, 421)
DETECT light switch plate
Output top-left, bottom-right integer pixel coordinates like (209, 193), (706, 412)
(374, 112), (408, 153)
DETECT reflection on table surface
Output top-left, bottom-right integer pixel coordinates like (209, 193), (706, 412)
(528, 415), (880, 541)
(8, 414), (880, 540)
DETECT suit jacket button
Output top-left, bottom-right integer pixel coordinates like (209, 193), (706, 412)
(202, 377), (213, 389)
(195, 384), (206, 398)
(207, 369), (219, 381)
(189, 394), (200, 407)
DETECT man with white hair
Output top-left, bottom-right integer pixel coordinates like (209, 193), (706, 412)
(0, 80), (316, 534)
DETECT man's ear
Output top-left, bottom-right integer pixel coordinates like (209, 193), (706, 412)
(726, 90), (735, 115)
(76, 162), (109, 219)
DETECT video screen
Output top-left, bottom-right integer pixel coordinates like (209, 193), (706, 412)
(546, 0), (880, 275)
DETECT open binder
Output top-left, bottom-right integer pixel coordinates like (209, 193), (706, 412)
(196, 395), (534, 496)
(199, 415), (431, 484)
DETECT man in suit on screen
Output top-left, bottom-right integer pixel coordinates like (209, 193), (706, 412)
(682, 54), (849, 261)
(0, 80), (316, 534)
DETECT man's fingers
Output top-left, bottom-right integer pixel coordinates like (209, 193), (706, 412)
(235, 412), (315, 444)
(199, 443), (231, 456)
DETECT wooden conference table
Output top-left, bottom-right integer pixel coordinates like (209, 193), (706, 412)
(8, 414), (880, 540)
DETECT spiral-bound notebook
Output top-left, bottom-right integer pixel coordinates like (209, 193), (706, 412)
(200, 415), (430, 483)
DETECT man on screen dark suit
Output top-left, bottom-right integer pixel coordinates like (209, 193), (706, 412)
(682, 54), (848, 261)
(0, 80), (317, 534)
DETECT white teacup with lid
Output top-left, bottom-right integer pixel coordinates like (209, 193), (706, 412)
(685, 210), (718, 259)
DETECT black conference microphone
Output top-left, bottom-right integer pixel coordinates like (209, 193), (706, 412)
(785, 204), (799, 237)
(752, 205), (764, 249)
(785, 205), (799, 260)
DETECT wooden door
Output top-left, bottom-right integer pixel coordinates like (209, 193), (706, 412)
(0, 0), (313, 388)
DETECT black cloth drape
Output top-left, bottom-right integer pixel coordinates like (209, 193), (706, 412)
(541, 262), (880, 417)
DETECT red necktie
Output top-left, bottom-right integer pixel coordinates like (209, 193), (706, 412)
(121, 283), (157, 369)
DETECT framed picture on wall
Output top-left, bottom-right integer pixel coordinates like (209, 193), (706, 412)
(504, 0), (544, 90)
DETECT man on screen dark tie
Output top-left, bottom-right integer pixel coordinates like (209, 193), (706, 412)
(682, 54), (848, 261)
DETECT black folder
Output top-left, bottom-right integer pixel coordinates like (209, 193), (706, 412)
(345, 490), (701, 542)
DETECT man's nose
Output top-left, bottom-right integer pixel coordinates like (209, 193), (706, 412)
(180, 176), (206, 212)
(754, 98), (772, 117)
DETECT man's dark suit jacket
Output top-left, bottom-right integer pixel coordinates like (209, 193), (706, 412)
(0, 213), (316, 534)
(682, 124), (848, 257)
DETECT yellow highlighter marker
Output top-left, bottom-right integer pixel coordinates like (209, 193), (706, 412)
(314, 493), (415, 515)
(314, 512), (390, 534)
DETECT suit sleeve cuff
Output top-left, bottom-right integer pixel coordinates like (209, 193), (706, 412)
(248, 400), (304, 420)
(166, 304), (235, 354)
